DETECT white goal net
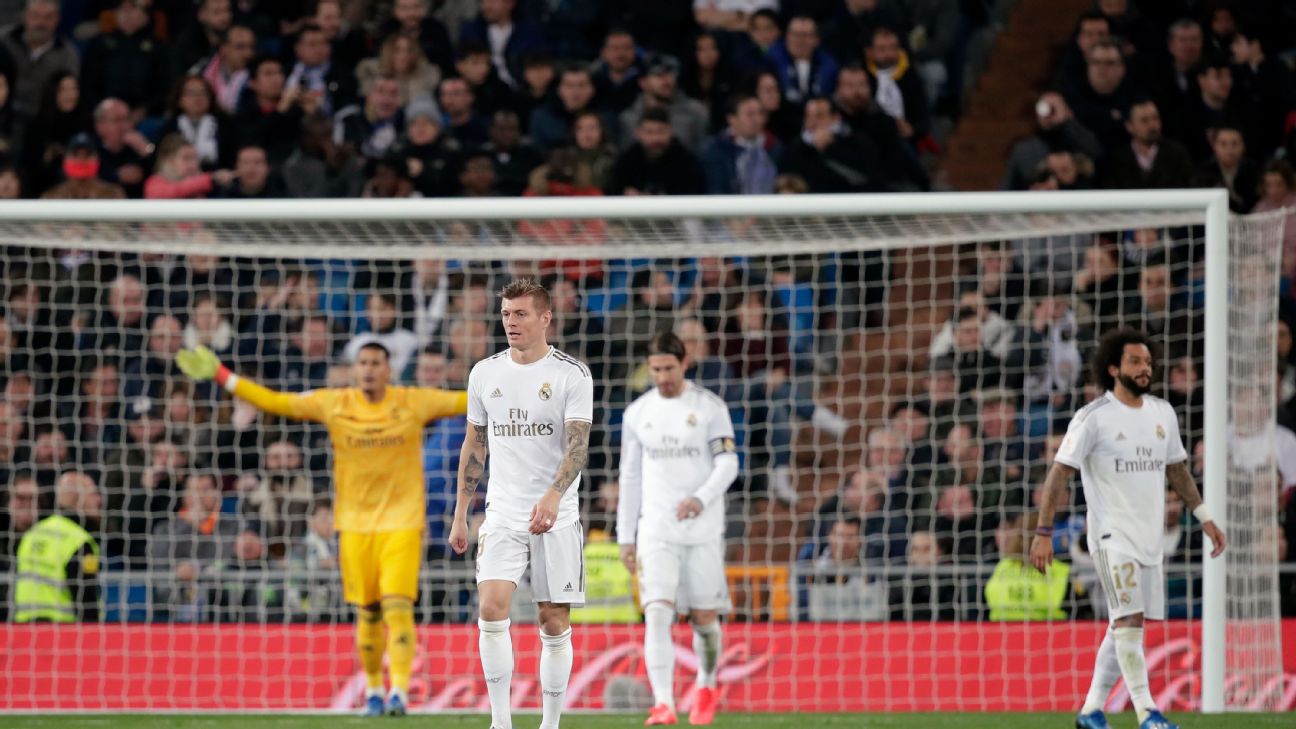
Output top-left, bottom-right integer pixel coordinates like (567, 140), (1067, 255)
(0, 193), (1286, 713)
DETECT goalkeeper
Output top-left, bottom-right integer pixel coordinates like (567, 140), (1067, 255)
(177, 342), (467, 717)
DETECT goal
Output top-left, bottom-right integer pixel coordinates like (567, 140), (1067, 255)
(0, 191), (1286, 713)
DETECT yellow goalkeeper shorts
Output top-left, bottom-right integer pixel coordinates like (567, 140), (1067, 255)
(339, 529), (422, 606)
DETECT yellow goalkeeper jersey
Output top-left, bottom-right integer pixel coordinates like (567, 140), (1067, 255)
(234, 380), (468, 533)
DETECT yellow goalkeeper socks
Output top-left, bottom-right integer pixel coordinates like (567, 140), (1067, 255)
(356, 606), (385, 692)
(383, 596), (417, 695)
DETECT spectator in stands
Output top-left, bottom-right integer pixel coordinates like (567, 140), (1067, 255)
(864, 25), (930, 147)
(1256, 162), (1296, 293)
(458, 0), (546, 88)
(930, 291), (1014, 364)
(1064, 39), (1138, 150)
(1096, 0), (1158, 56)
(1102, 98), (1193, 190)
(183, 293), (236, 360)
(808, 467), (906, 564)
(564, 111), (618, 191)
(609, 107), (703, 196)
(619, 53), (709, 153)
(700, 93), (781, 195)
(144, 134), (234, 200)
(285, 23), (356, 117)
(393, 97), (459, 198)
(780, 96), (884, 193)
(123, 314), (184, 401)
(1149, 18), (1203, 120)
(1130, 261), (1198, 346)
(0, 400), (25, 486)
(928, 481), (983, 562)
(1052, 11), (1111, 91)
(149, 472), (241, 620)
(749, 70), (798, 144)
(214, 144), (279, 198)
(102, 395), (166, 549)
(1071, 238), (1127, 335)
(336, 75), (406, 161)
(591, 27), (641, 114)
(888, 530), (958, 621)
(173, 0), (231, 79)
(92, 98), (153, 198)
(120, 436), (189, 565)
(1002, 91), (1103, 191)
(357, 31), (440, 107)
(282, 113), (365, 198)
(675, 315), (739, 405)
(979, 389), (1027, 481)
(456, 40), (513, 119)
(21, 72), (89, 195)
(1229, 24), (1290, 161)
(1021, 294), (1083, 414)
(820, 0), (901, 67)
(1193, 125), (1259, 213)
(364, 155), (420, 198)
(961, 241), (1025, 321)
(685, 32), (737, 132)
(381, 0), (455, 78)
(768, 15), (838, 111)
(195, 25), (255, 115)
(310, 0), (367, 71)
(437, 76), (488, 149)
(78, 273), (148, 358)
(0, 0), (78, 114)
(297, 499), (337, 571)
(0, 472), (40, 604)
(414, 348), (467, 556)
(1169, 55), (1237, 163)
(835, 63), (928, 191)
(344, 291), (419, 376)
(42, 133), (127, 200)
(732, 8), (780, 74)
(456, 149), (498, 197)
(606, 269), (679, 384)
(62, 360), (122, 465)
(482, 109), (542, 197)
(235, 56), (313, 168)
(241, 438), (314, 551)
(940, 419), (1019, 525)
(511, 50), (554, 129)
(159, 75), (236, 171)
(984, 513), (1071, 620)
(81, 0), (169, 116)
(529, 64), (602, 151)
(3, 281), (51, 377)
(808, 516), (864, 580)
(262, 315), (334, 391)
(691, 0), (774, 33)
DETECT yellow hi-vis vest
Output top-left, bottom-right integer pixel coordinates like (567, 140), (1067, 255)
(571, 541), (638, 623)
(14, 514), (98, 623)
(984, 557), (1070, 621)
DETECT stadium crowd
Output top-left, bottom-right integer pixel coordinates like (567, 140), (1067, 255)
(0, 0), (1293, 623)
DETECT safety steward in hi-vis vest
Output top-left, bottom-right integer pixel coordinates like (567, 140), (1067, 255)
(572, 535), (638, 623)
(14, 473), (103, 622)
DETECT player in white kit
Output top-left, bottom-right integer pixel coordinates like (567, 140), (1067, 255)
(449, 279), (594, 729)
(617, 332), (739, 726)
(1031, 328), (1225, 729)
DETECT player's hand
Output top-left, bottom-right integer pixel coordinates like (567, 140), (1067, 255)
(176, 346), (220, 381)
(619, 544), (637, 574)
(448, 517), (469, 555)
(676, 497), (704, 520)
(529, 489), (561, 534)
(1202, 520), (1226, 558)
(1029, 534), (1054, 573)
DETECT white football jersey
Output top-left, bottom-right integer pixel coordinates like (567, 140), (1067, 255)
(1055, 391), (1188, 565)
(617, 381), (737, 546)
(467, 347), (594, 532)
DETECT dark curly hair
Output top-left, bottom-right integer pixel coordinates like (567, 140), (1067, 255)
(1091, 327), (1156, 391)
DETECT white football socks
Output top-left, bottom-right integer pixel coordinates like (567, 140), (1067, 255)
(1114, 627), (1155, 723)
(539, 627), (573, 729)
(643, 602), (677, 710)
(478, 618), (514, 729)
(691, 619), (722, 689)
(1080, 627), (1120, 714)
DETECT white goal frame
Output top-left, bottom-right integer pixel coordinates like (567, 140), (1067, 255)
(0, 188), (1234, 713)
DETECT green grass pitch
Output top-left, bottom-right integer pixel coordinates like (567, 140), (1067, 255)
(2, 714), (1292, 728)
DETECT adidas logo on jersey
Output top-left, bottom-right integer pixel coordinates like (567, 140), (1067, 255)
(1116, 432), (1127, 441)
(563, 582), (574, 592)
(490, 388), (503, 398)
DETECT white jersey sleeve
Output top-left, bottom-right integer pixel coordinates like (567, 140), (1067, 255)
(564, 362), (594, 424)
(466, 363), (487, 426)
(1054, 403), (1098, 469)
(616, 402), (644, 545)
(1164, 401), (1188, 464)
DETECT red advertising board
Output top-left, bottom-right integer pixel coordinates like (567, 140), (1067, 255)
(1, 621), (1293, 712)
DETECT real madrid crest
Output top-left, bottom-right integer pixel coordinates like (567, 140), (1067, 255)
(539, 382), (552, 401)
(687, 413), (698, 427)
(1155, 424), (1165, 440)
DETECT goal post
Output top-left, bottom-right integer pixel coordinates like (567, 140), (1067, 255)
(0, 189), (1285, 714)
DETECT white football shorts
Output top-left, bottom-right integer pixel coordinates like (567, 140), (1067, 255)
(476, 521), (586, 606)
(1094, 546), (1165, 621)
(638, 538), (732, 614)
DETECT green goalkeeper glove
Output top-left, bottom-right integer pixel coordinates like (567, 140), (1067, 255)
(176, 346), (220, 382)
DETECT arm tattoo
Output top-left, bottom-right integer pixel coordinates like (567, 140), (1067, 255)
(1166, 461), (1203, 511)
(459, 424), (488, 498)
(548, 421), (591, 496)
(1036, 462), (1076, 526)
